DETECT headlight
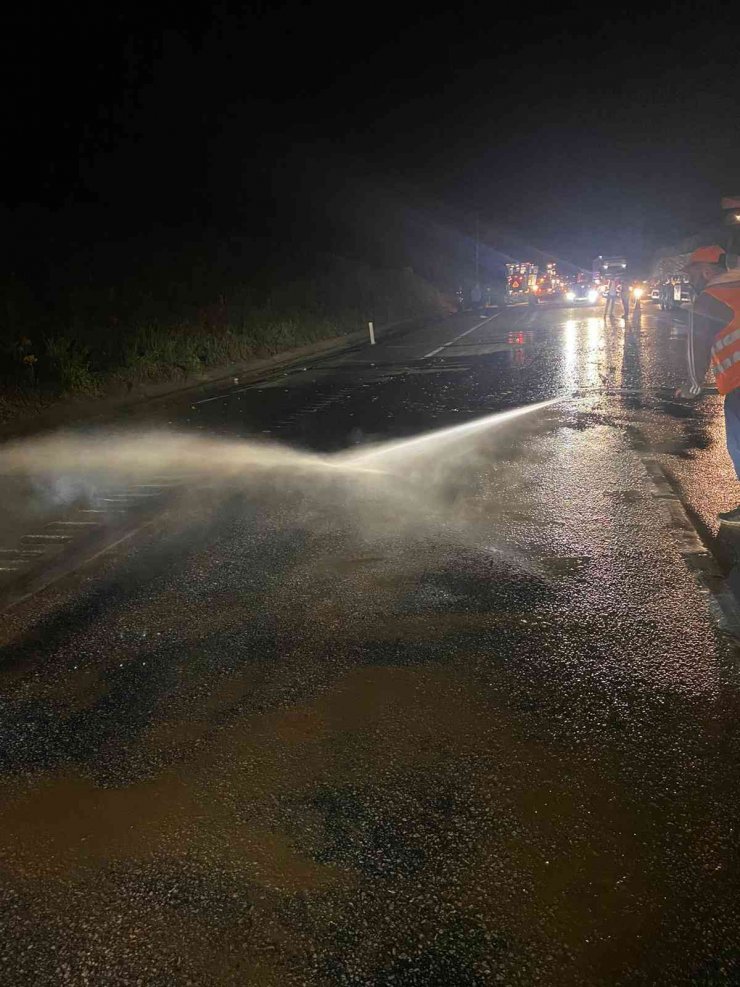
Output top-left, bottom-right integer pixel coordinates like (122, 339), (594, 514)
(565, 291), (576, 301)
(587, 289), (598, 303)
(632, 287), (644, 299)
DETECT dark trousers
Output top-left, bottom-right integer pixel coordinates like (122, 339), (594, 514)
(725, 388), (740, 478)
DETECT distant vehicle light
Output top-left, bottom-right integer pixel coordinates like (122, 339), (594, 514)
(566, 290), (576, 301)
(587, 288), (598, 303)
(632, 287), (644, 299)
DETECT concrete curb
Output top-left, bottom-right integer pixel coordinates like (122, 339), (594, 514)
(640, 456), (740, 640)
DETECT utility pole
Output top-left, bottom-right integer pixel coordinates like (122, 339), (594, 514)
(474, 213), (480, 285)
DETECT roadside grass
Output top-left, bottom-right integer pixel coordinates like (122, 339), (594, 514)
(115, 311), (352, 384)
(0, 260), (446, 413)
(43, 336), (101, 395)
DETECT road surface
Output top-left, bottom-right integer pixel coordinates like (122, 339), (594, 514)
(0, 301), (738, 985)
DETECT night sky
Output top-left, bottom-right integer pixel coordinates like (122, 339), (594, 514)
(3, 1), (740, 278)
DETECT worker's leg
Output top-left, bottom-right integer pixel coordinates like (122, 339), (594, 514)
(725, 389), (740, 480)
(718, 390), (740, 523)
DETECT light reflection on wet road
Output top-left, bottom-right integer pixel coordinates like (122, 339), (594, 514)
(0, 302), (739, 985)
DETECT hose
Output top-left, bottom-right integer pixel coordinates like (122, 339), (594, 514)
(686, 300), (703, 396)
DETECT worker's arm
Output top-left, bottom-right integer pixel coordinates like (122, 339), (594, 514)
(686, 291), (734, 392)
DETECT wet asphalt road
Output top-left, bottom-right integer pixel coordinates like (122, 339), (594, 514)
(0, 302), (739, 985)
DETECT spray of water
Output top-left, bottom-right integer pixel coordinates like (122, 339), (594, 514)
(0, 431), (379, 481)
(0, 397), (564, 566)
(337, 398), (561, 470)
(0, 398), (560, 484)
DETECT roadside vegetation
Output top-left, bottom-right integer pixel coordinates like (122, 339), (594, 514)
(0, 252), (447, 422)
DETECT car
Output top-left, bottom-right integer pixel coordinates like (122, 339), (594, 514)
(564, 284), (600, 305)
(667, 281), (693, 305)
(529, 285), (561, 303)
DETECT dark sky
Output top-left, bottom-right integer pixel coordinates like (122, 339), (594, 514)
(3, 1), (740, 275)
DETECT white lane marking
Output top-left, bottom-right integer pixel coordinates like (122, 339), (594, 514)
(423, 312), (503, 359)
(435, 342), (511, 358)
(21, 534), (72, 542)
(194, 381), (264, 405)
(99, 491), (162, 499)
(49, 520), (102, 526)
(79, 509), (127, 514)
(146, 475), (194, 481)
(2, 521), (155, 613)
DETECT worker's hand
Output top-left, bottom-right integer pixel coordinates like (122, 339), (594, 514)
(674, 383), (702, 400)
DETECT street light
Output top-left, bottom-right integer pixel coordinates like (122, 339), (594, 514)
(721, 196), (740, 224)
(721, 196), (740, 260)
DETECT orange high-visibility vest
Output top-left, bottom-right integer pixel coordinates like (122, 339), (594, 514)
(707, 278), (740, 394)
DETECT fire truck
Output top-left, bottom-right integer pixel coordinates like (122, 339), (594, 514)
(505, 262), (538, 304)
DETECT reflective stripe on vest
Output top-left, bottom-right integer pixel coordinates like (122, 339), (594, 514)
(705, 280), (740, 395)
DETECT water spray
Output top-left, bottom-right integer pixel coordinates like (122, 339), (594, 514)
(339, 397), (564, 470)
(0, 397), (565, 483)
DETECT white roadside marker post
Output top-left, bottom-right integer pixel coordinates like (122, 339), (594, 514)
(368, 321), (375, 345)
